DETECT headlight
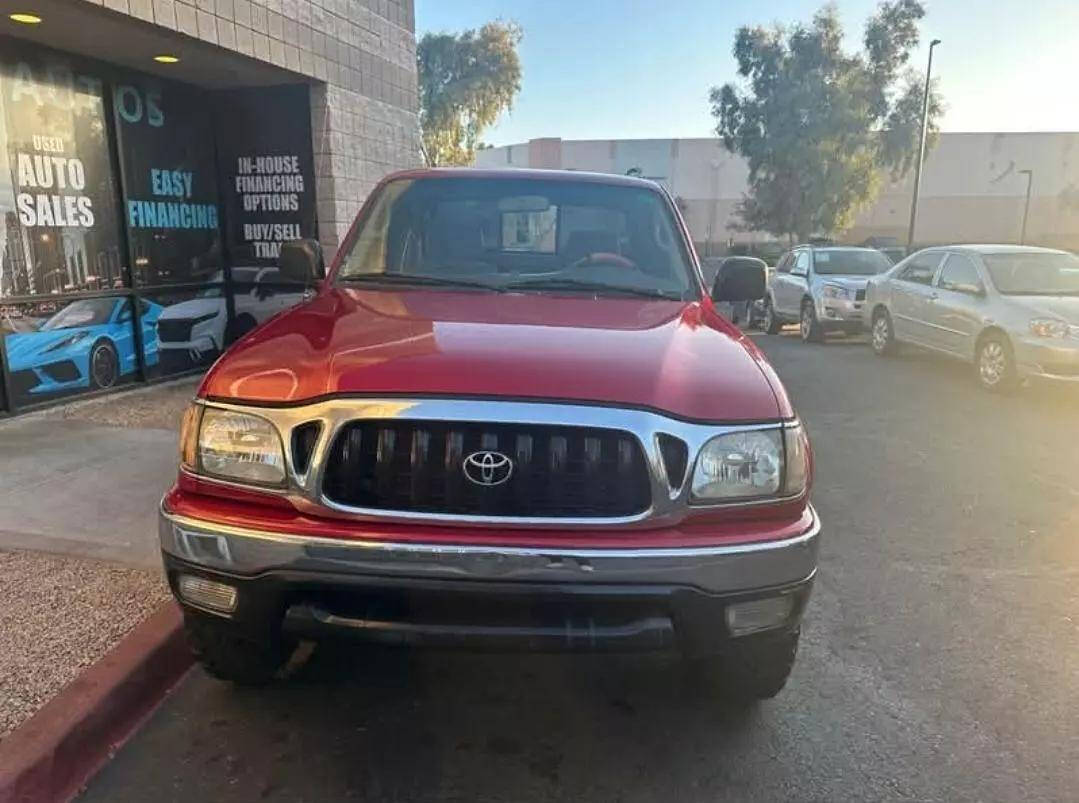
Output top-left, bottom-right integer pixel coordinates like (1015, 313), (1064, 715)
(691, 424), (810, 502)
(1029, 318), (1069, 338)
(43, 330), (90, 352)
(821, 285), (850, 300)
(195, 407), (286, 486)
(693, 429), (782, 501)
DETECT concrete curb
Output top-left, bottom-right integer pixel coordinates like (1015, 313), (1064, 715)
(0, 602), (193, 803)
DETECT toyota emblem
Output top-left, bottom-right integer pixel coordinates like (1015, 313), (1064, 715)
(462, 450), (513, 486)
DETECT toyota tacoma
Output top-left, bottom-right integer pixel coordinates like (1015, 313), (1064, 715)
(161, 168), (819, 699)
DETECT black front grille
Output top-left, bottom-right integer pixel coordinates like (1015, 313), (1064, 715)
(156, 319), (196, 343)
(855, 289), (866, 301)
(323, 420), (652, 518)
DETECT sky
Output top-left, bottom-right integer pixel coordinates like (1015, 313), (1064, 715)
(415, 0), (1079, 145)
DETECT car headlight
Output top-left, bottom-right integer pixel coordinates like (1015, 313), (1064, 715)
(821, 284), (850, 300)
(189, 406), (287, 486)
(692, 424), (810, 502)
(1029, 318), (1069, 338)
(43, 330), (90, 352)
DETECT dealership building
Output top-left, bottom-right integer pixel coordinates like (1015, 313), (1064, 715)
(0, 0), (420, 414)
(476, 134), (1079, 256)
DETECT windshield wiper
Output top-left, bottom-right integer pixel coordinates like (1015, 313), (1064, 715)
(503, 277), (681, 300)
(339, 273), (503, 292)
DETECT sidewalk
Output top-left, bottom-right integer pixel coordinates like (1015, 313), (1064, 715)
(0, 379), (198, 739)
(0, 379), (197, 568)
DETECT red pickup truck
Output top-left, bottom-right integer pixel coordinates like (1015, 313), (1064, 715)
(161, 168), (818, 700)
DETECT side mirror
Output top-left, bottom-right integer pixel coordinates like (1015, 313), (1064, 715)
(278, 238), (325, 285)
(712, 258), (766, 303)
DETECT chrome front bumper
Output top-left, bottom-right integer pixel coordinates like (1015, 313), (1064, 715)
(159, 504), (820, 596)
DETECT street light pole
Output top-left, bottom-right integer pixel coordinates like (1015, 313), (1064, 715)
(906, 38), (941, 251)
(1018, 169), (1033, 244)
(707, 160), (721, 257)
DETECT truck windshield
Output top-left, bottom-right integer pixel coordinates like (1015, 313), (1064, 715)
(336, 177), (697, 300)
(813, 249), (892, 275)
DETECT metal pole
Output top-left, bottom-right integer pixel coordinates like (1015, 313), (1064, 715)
(907, 39), (941, 251)
(1018, 169), (1033, 244)
(707, 160), (720, 257)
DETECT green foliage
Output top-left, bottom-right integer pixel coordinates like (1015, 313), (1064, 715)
(417, 21), (523, 167)
(711, 1), (943, 241)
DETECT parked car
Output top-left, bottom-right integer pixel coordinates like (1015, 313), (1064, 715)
(706, 256), (769, 327)
(865, 245), (1079, 391)
(762, 246), (893, 341)
(161, 168), (819, 700)
(4, 297), (162, 401)
(155, 267), (302, 369)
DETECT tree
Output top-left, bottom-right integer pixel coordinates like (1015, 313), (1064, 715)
(711, 1), (943, 242)
(417, 21), (522, 167)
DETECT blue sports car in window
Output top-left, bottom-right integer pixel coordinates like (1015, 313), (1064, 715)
(4, 297), (162, 402)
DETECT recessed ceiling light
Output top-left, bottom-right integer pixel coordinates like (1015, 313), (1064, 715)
(9, 13), (43, 24)
(153, 54), (180, 64)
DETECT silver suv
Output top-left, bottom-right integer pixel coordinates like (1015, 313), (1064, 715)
(763, 246), (893, 342)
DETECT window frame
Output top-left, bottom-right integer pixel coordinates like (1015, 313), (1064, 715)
(792, 250), (811, 277)
(896, 251), (945, 287)
(936, 253), (986, 296)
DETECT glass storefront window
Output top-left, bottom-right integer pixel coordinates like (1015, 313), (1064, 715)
(0, 48), (125, 299)
(2, 295), (139, 406)
(0, 40), (318, 412)
(114, 76), (222, 288)
(142, 284), (225, 377)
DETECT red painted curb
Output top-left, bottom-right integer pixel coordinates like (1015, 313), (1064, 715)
(0, 601), (193, 803)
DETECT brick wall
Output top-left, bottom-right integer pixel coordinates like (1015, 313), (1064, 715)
(80, 0), (422, 259)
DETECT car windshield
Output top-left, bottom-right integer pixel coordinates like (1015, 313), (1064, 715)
(39, 299), (116, 331)
(814, 249), (892, 275)
(982, 252), (1079, 295)
(335, 177), (696, 300)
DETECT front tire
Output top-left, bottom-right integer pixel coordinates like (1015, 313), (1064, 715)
(689, 628), (800, 701)
(976, 333), (1017, 392)
(88, 340), (119, 389)
(800, 300), (824, 343)
(762, 298), (782, 334)
(871, 309), (897, 356)
(184, 613), (296, 685)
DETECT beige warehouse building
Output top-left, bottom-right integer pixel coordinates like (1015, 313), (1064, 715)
(476, 134), (1079, 253)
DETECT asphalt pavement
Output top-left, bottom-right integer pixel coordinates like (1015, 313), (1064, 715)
(79, 331), (1079, 802)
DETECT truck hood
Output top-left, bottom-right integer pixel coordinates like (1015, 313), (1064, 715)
(200, 288), (790, 421)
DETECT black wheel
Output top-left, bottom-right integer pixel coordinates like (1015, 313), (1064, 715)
(688, 628), (800, 701)
(184, 612), (296, 685)
(762, 298), (782, 334)
(871, 308), (897, 356)
(88, 340), (119, 389)
(799, 300), (824, 343)
(976, 333), (1017, 392)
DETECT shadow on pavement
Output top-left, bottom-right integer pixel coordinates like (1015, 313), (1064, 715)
(81, 643), (780, 802)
